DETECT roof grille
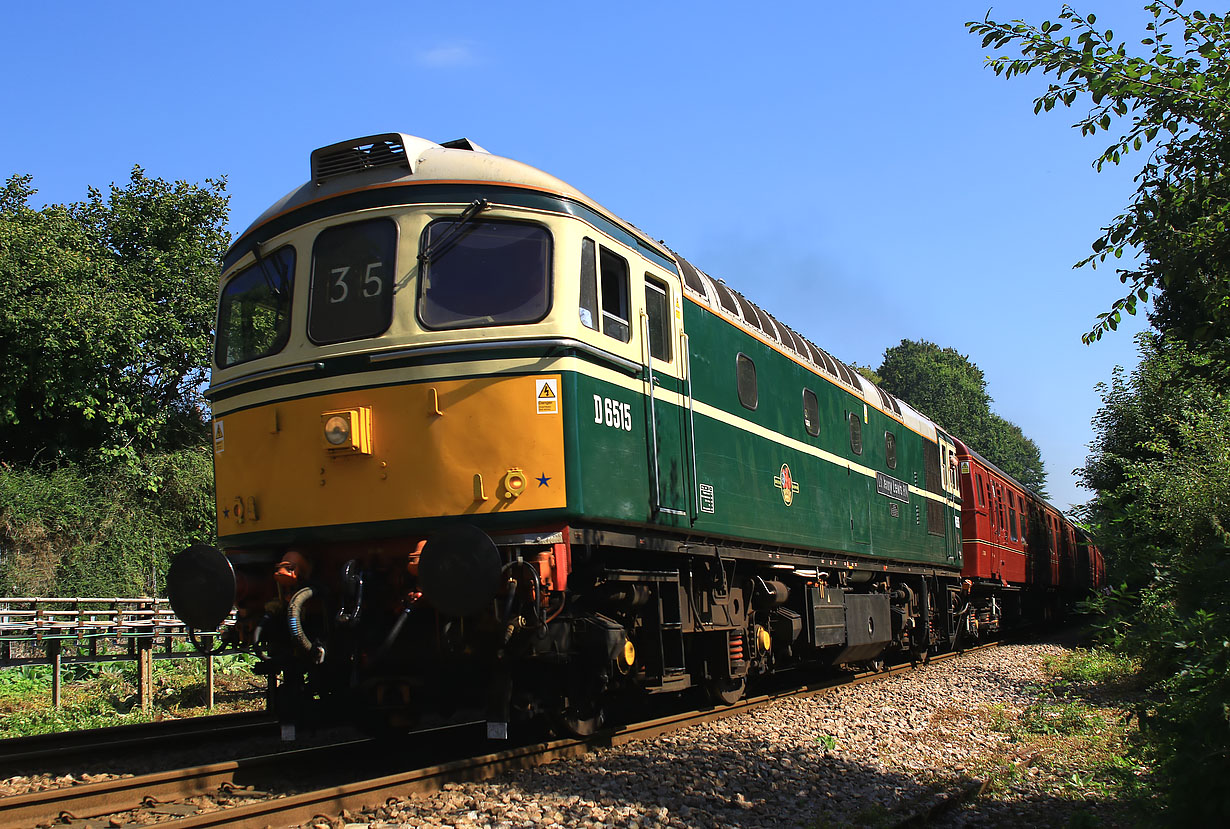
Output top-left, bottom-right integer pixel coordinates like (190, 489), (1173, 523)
(311, 134), (411, 185)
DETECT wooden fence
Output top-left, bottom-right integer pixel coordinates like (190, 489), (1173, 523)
(0, 598), (238, 710)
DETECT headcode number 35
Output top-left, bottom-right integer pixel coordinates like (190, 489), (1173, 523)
(593, 395), (632, 431)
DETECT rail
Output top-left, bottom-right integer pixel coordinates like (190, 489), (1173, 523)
(0, 597), (240, 711)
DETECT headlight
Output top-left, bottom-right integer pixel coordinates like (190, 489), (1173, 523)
(324, 414), (351, 446)
(320, 407), (372, 454)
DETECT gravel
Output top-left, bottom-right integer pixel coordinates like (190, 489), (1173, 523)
(341, 640), (1129, 828)
(3, 640), (1132, 826)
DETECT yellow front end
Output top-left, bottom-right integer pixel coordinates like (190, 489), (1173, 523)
(212, 373), (567, 541)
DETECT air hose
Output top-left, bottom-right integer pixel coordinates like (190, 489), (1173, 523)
(287, 587), (325, 664)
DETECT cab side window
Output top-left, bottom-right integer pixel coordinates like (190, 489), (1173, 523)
(599, 246), (630, 342)
(885, 431), (897, 469)
(579, 238), (599, 330)
(644, 276), (672, 362)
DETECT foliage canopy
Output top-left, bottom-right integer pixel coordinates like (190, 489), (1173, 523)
(0, 170), (228, 468)
(969, 2), (1230, 350)
(875, 339), (1047, 494)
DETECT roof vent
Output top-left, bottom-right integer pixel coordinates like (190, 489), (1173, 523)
(440, 137), (489, 153)
(311, 134), (411, 185)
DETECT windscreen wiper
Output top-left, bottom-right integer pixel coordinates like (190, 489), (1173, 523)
(418, 198), (489, 267)
(252, 243), (291, 300)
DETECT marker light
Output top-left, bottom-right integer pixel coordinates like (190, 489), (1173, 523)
(500, 468), (527, 500)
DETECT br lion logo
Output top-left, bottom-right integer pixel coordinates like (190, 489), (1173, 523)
(773, 463), (800, 506)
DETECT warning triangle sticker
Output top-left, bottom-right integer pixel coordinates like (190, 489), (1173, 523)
(538, 382), (556, 399)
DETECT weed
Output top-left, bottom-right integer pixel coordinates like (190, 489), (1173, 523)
(0, 664), (52, 696)
(1018, 699), (1106, 737)
(848, 802), (893, 828)
(1045, 648), (1140, 689)
(814, 733), (837, 750)
(0, 653), (264, 736)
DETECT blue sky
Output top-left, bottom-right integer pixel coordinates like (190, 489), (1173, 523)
(1, 1), (1159, 511)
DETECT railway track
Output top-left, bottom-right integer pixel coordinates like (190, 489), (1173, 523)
(0, 710), (276, 773)
(0, 643), (998, 829)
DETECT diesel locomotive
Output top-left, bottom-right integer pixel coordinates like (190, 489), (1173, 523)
(167, 133), (1102, 735)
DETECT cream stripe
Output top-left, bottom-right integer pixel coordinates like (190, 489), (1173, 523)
(575, 361), (957, 508)
(213, 353), (958, 509)
(210, 355), (568, 416)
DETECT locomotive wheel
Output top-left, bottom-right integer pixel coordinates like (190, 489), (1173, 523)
(706, 676), (746, 706)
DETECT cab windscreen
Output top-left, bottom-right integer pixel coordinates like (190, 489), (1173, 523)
(418, 219), (551, 330)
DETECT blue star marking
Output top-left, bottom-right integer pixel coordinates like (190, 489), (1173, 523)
(536, 473), (551, 487)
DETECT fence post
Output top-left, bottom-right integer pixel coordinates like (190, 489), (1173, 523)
(204, 635), (215, 710)
(137, 636), (154, 711)
(49, 641), (62, 709)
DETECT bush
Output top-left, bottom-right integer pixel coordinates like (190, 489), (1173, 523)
(0, 448), (215, 597)
(1080, 334), (1230, 822)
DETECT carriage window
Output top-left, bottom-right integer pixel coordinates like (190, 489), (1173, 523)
(885, 431), (897, 469)
(1009, 508), (1019, 542)
(579, 238), (598, 330)
(310, 218), (397, 344)
(736, 353), (757, 410)
(418, 218), (551, 331)
(645, 276), (672, 361)
(849, 412), (863, 455)
(216, 245), (295, 367)
(599, 246), (630, 342)
(802, 389), (820, 437)
(976, 473), (985, 507)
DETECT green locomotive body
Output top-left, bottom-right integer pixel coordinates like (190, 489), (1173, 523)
(169, 133), (979, 734)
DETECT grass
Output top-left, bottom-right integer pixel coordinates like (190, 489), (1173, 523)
(970, 646), (1154, 818)
(0, 652), (265, 738)
(1044, 647), (1141, 692)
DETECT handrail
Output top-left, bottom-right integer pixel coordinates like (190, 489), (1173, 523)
(641, 311), (661, 514)
(204, 361), (324, 398)
(682, 330), (699, 523)
(204, 338), (644, 402)
(368, 336), (643, 375)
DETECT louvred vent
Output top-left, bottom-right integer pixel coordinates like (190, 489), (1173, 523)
(311, 135), (410, 185)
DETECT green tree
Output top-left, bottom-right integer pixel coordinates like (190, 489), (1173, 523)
(875, 339), (1048, 494)
(973, 4), (1230, 818)
(1077, 333), (1230, 820)
(0, 170), (229, 467)
(877, 339), (991, 439)
(982, 413), (1048, 494)
(969, 2), (1230, 350)
(850, 363), (882, 385)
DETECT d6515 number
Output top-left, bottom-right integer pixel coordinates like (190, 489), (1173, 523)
(593, 395), (632, 431)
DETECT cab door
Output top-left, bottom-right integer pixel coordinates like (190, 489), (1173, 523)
(641, 271), (689, 519)
(937, 434), (961, 565)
